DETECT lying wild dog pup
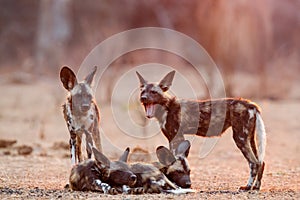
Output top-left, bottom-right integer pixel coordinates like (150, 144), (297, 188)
(129, 162), (177, 193)
(129, 140), (192, 189)
(69, 147), (137, 194)
(70, 145), (194, 194)
(154, 140), (192, 189)
(60, 66), (102, 165)
(136, 70), (267, 191)
(125, 143), (195, 194)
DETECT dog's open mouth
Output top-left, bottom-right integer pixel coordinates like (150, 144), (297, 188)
(144, 103), (157, 118)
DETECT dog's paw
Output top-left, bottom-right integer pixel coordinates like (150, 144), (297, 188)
(239, 185), (251, 191)
(132, 187), (144, 194)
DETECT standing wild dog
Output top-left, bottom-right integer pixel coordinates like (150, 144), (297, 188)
(60, 66), (102, 165)
(136, 70), (267, 190)
(69, 147), (137, 194)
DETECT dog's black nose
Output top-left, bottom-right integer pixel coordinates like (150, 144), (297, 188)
(140, 95), (147, 102)
(184, 181), (191, 188)
(81, 104), (90, 112)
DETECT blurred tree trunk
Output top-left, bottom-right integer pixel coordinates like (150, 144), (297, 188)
(35, 0), (72, 74)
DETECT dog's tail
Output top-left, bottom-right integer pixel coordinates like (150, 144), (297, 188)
(255, 112), (266, 164)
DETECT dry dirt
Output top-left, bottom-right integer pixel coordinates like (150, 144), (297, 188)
(0, 75), (299, 199)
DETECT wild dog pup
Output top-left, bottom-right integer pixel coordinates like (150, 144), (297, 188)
(129, 162), (177, 193)
(155, 140), (191, 189)
(60, 66), (102, 165)
(127, 143), (194, 194)
(69, 147), (137, 194)
(136, 70), (267, 191)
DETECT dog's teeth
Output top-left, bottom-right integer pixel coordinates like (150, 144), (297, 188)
(146, 104), (155, 118)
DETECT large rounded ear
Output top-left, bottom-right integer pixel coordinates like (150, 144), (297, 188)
(84, 66), (97, 86)
(119, 147), (130, 162)
(175, 140), (191, 158)
(159, 70), (175, 92)
(60, 66), (78, 91)
(93, 147), (110, 168)
(156, 146), (176, 166)
(136, 71), (147, 89)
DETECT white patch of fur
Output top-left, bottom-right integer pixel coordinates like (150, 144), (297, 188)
(95, 180), (111, 194)
(71, 144), (76, 165)
(165, 188), (196, 194)
(249, 109), (255, 119)
(239, 136), (245, 141)
(243, 127), (249, 135)
(95, 179), (101, 185)
(122, 185), (131, 194)
(247, 175), (255, 187)
(151, 179), (166, 187)
(256, 112), (266, 163)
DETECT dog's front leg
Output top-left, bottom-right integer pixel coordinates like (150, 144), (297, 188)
(69, 131), (77, 165)
(84, 129), (93, 159)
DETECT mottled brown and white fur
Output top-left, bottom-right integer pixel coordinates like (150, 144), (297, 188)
(128, 143), (194, 194)
(60, 66), (102, 165)
(69, 147), (137, 194)
(136, 70), (267, 191)
(69, 146), (193, 194)
(154, 140), (191, 189)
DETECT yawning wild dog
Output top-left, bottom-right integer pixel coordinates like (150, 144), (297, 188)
(60, 66), (102, 165)
(69, 147), (137, 194)
(136, 70), (267, 190)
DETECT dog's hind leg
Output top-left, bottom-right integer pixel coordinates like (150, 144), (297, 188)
(233, 128), (259, 190)
(85, 129), (93, 159)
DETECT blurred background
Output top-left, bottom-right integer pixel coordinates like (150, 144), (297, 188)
(0, 0), (299, 99)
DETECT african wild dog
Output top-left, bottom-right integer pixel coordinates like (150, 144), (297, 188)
(69, 147), (138, 194)
(70, 146), (193, 194)
(155, 140), (191, 189)
(136, 70), (267, 190)
(127, 146), (194, 194)
(60, 66), (102, 165)
(129, 162), (176, 193)
(129, 145), (194, 194)
(128, 141), (191, 189)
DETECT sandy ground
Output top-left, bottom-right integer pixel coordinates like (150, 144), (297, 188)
(0, 75), (299, 199)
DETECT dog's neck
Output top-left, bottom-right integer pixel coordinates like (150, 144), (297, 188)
(154, 97), (178, 122)
(154, 97), (184, 146)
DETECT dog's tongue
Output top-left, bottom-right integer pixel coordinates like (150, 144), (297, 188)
(145, 104), (155, 118)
